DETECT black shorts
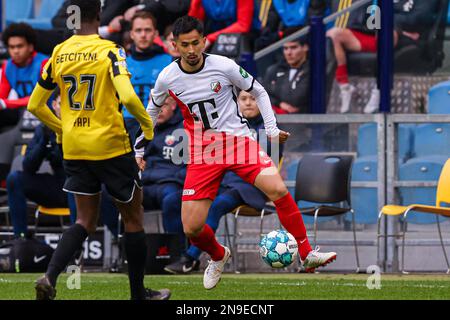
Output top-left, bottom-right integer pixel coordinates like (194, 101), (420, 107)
(63, 152), (142, 203)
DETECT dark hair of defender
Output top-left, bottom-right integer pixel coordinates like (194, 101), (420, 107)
(172, 16), (204, 39)
(70, 0), (101, 23)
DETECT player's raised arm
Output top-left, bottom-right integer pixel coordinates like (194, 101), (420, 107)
(108, 46), (154, 141)
(27, 60), (62, 138)
(227, 59), (282, 139)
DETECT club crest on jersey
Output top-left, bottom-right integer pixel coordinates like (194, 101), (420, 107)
(165, 134), (176, 146)
(239, 67), (249, 78)
(118, 47), (126, 59)
(210, 81), (222, 93)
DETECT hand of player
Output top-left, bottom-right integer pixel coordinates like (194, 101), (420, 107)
(136, 157), (146, 171)
(278, 130), (290, 144)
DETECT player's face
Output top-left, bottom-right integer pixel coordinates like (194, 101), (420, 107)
(173, 30), (206, 67)
(7, 37), (34, 66)
(283, 41), (308, 68)
(157, 97), (176, 125)
(238, 91), (260, 119)
(130, 18), (158, 51)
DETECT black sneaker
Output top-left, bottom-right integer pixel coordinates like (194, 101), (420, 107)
(35, 275), (56, 300)
(164, 255), (200, 274)
(143, 288), (171, 300)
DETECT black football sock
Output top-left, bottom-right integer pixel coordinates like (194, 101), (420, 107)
(123, 231), (147, 300)
(46, 224), (88, 287)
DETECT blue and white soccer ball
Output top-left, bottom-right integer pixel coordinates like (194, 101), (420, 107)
(259, 230), (298, 268)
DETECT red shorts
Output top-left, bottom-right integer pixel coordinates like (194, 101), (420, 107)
(182, 136), (275, 201)
(350, 29), (377, 52)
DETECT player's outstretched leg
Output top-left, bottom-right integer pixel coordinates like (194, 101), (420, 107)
(35, 194), (99, 300)
(182, 200), (231, 289)
(254, 169), (337, 272)
(116, 188), (170, 300)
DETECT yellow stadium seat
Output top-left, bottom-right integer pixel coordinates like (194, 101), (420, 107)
(377, 158), (450, 274)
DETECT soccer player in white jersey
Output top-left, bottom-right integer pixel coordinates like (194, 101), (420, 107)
(135, 16), (337, 289)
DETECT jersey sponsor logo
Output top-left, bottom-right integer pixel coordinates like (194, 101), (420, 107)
(118, 47), (127, 59)
(175, 90), (185, 96)
(183, 189), (195, 196)
(187, 98), (219, 130)
(239, 67), (249, 78)
(114, 60), (128, 69)
(210, 81), (222, 93)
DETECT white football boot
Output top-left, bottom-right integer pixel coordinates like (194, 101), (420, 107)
(203, 246), (231, 290)
(302, 246), (337, 273)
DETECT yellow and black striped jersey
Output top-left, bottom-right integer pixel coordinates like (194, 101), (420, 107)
(39, 34), (132, 160)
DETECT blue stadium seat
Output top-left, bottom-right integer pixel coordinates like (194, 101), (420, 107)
(5, 0), (34, 25)
(17, 0), (64, 30)
(349, 155), (378, 224)
(357, 123), (413, 163)
(428, 81), (450, 114)
(412, 123), (450, 158)
(398, 155), (449, 224)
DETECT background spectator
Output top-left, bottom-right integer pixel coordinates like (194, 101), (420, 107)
(263, 29), (310, 114)
(0, 23), (48, 130)
(124, 11), (172, 143)
(189, 0), (261, 50)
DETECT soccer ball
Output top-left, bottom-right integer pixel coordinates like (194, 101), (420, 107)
(259, 230), (298, 268)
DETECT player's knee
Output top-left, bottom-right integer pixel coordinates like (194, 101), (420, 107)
(184, 225), (202, 238)
(269, 184), (289, 201)
(76, 219), (97, 235)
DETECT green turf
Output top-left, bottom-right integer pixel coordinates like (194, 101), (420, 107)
(0, 273), (449, 300)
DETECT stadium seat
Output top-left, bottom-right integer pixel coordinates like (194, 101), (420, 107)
(378, 157), (450, 274)
(412, 124), (450, 158)
(356, 123), (413, 162)
(295, 154), (360, 272)
(18, 0), (65, 30)
(5, 0), (34, 25)
(350, 155), (378, 225)
(398, 155), (449, 224)
(34, 206), (71, 235)
(427, 81), (450, 114)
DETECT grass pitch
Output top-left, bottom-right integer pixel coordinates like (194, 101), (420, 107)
(0, 273), (449, 300)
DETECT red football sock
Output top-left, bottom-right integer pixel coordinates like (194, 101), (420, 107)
(274, 193), (312, 260)
(189, 224), (225, 261)
(336, 64), (349, 85)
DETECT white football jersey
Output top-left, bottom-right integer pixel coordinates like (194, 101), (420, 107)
(150, 54), (278, 138)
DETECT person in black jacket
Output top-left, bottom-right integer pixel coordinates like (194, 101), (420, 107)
(6, 93), (67, 237)
(263, 28), (310, 114)
(164, 90), (283, 274)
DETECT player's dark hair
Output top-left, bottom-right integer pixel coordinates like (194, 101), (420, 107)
(172, 16), (204, 39)
(131, 11), (158, 31)
(2, 23), (37, 47)
(70, 0), (101, 23)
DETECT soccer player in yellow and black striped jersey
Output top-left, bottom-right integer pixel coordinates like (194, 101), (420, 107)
(28, 0), (170, 301)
